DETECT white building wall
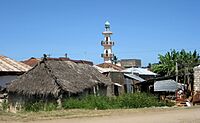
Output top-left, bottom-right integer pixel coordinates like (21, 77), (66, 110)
(104, 36), (111, 41)
(194, 65), (200, 91)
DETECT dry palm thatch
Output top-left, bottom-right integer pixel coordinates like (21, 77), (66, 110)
(7, 59), (112, 97)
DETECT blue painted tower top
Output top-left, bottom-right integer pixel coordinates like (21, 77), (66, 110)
(103, 21), (112, 34)
(105, 21), (110, 30)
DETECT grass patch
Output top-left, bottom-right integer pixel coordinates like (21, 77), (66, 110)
(23, 101), (57, 112)
(0, 100), (9, 111)
(10, 93), (174, 112)
(62, 93), (174, 110)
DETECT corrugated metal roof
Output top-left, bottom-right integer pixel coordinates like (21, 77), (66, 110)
(122, 67), (157, 76)
(124, 74), (145, 82)
(0, 55), (32, 72)
(96, 63), (124, 71)
(93, 65), (119, 73)
(194, 65), (200, 70)
(154, 79), (182, 92)
(22, 57), (41, 67)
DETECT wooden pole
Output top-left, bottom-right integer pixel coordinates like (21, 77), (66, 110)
(176, 61), (178, 82)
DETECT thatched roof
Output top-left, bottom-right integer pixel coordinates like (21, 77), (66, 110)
(7, 59), (112, 97)
(22, 57), (93, 67)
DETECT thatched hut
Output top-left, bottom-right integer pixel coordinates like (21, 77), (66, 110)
(7, 58), (112, 112)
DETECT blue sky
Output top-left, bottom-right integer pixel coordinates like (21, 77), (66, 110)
(0, 0), (200, 66)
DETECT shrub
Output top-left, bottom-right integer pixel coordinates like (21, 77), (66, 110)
(62, 93), (173, 110)
(62, 96), (112, 110)
(21, 93), (174, 111)
(23, 101), (57, 112)
(115, 93), (160, 108)
(62, 98), (83, 109)
(44, 102), (58, 111)
(1, 100), (8, 111)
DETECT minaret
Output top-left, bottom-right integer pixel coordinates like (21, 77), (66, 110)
(101, 21), (115, 63)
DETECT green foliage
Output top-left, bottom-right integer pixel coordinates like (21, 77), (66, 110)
(115, 93), (165, 108)
(1, 100), (8, 111)
(20, 93), (174, 112)
(62, 96), (112, 110)
(23, 101), (57, 112)
(45, 102), (57, 111)
(151, 49), (200, 95)
(151, 49), (200, 76)
(62, 93), (172, 110)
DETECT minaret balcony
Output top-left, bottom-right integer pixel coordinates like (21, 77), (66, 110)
(101, 53), (114, 58)
(101, 41), (114, 46)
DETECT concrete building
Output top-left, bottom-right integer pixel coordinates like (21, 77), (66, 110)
(0, 55), (31, 107)
(0, 55), (32, 89)
(117, 59), (141, 68)
(194, 65), (200, 91)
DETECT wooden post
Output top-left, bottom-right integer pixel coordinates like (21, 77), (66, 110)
(93, 86), (96, 96)
(97, 85), (99, 96)
(57, 94), (62, 109)
(68, 92), (71, 97)
(176, 61), (178, 82)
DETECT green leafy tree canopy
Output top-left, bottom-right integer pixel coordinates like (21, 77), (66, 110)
(151, 49), (200, 77)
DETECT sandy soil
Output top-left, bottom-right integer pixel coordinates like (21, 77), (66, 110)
(2, 107), (200, 123)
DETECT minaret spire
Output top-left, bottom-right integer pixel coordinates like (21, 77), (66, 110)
(105, 21), (110, 31)
(101, 21), (115, 63)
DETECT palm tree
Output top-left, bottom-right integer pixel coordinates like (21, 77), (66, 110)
(151, 49), (200, 94)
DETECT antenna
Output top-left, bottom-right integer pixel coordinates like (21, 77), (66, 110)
(43, 54), (47, 61)
(47, 54), (51, 58)
(64, 53), (68, 58)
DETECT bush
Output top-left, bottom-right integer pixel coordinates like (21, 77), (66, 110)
(62, 96), (112, 110)
(21, 93), (174, 112)
(62, 98), (84, 109)
(62, 93), (173, 110)
(1, 100), (8, 111)
(23, 101), (57, 112)
(44, 102), (58, 111)
(115, 93), (164, 108)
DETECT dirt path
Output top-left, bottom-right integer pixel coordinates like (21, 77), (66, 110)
(2, 107), (200, 123)
(38, 108), (200, 123)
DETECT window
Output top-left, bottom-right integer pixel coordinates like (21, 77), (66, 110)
(106, 37), (108, 41)
(105, 50), (108, 56)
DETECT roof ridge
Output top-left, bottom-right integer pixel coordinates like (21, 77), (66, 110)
(42, 60), (63, 94)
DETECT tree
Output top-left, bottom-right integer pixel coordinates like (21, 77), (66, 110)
(151, 49), (179, 76)
(151, 49), (200, 93)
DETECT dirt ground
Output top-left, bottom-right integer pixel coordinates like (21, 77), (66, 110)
(2, 107), (200, 123)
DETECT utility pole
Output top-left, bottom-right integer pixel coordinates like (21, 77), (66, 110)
(176, 61), (178, 82)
